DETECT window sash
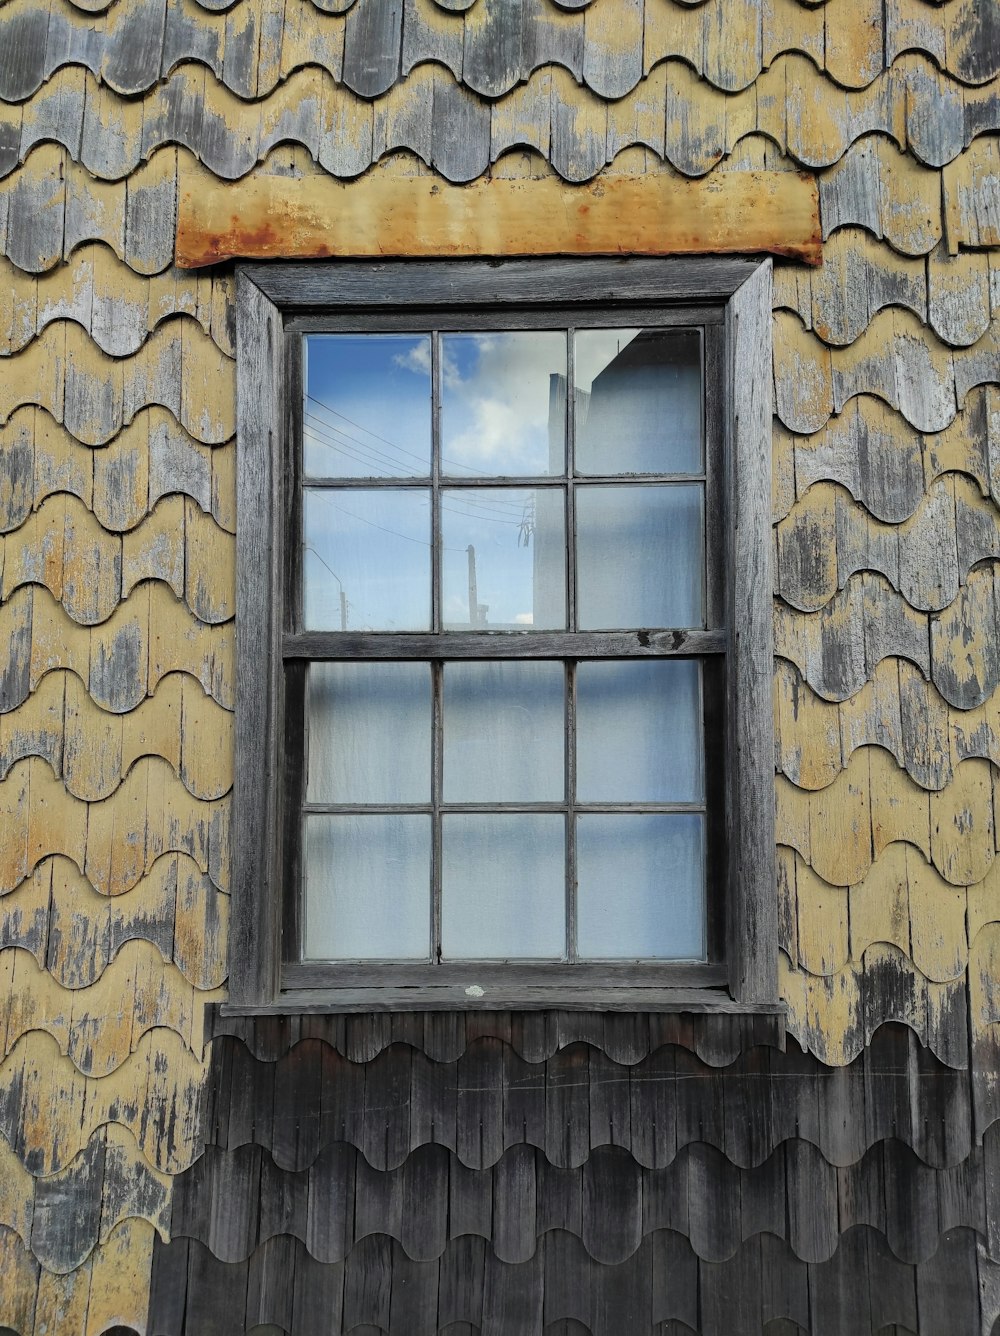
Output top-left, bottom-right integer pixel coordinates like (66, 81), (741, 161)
(295, 657), (717, 965)
(286, 316), (726, 632)
(283, 313), (726, 982)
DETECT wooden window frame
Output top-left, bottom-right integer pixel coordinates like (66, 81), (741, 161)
(227, 257), (776, 1015)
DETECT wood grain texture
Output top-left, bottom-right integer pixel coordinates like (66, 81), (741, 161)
(0, 853), (227, 990)
(771, 307), (1000, 436)
(778, 746), (1000, 888)
(0, 942), (214, 1075)
(176, 165), (821, 267)
(211, 1007), (785, 1068)
(0, 248), (234, 357)
(726, 260), (777, 1004)
(0, 494), (234, 625)
(773, 231), (999, 348)
(0, 144), (179, 276)
(0, 319), (234, 446)
(0, 1218), (154, 1336)
(944, 134), (1000, 252)
(0, 755), (229, 896)
(782, 843), (999, 983)
(818, 134), (944, 255)
(229, 272), (282, 1007)
(6, 55), (1000, 191)
(780, 943), (975, 1068)
(163, 1135), (996, 1265)
(0, 583), (234, 714)
(0, 1029), (211, 1175)
(0, 407), (236, 535)
(2, 1), (1000, 1329)
(0, 668), (232, 799)
(3, 0), (1000, 99)
(775, 657), (1000, 793)
(199, 1022), (977, 1169)
(775, 475), (1000, 612)
(0, 1125), (169, 1271)
(777, 388), (1000, 526)
(145, 1222), (990, 1334)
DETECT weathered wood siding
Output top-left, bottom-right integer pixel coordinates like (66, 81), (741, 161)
(0, 0), (999, 1332)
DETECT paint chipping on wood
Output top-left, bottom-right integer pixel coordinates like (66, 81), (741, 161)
(2, 0), (1000, 1329)
(175, 167), (822, 268)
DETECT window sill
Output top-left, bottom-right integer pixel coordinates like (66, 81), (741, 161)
(218, 986), (786, 1017)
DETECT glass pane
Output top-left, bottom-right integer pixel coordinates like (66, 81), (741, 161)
(443, 661), (564, 802)
(307, 663), (431, 804)
(303, 814), (430, 959)
(441, 332), (567, 476)
(441, 814), (565, 958)
(576, 484), (703, 629)
(576, 660), (703, 803)
(442, 488), (565, 629)
(304, 335), (431, 478)
(575, 329), (702, 475)
(577, 813), (704, 959)
(303, 488), (431, 631)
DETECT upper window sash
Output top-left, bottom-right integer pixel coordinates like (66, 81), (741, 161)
(288, 316), (725, 644)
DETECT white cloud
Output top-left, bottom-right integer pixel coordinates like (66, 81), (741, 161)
(440, 332), (566, 474)
(392, 341), (432, 376)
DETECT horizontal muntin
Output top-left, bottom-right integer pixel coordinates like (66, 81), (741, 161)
(285, 630), (725, 657)
(302, 802), (707, 814)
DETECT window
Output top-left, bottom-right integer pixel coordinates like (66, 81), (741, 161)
(229, 259), (775, 1012)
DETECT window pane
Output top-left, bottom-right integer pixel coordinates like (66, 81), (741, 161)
(307, 663), (431, 804)
(576, 484), (703, 629)
(576, 660), (703, 803)
(304, 335), (431, 478)
(575, 329), (702, 475)
(303, 488), (431, 631)
(443, 662), (564, 802)
(441, 332), (567, 476)
(441, 814), (564, 958)
(442, 488), (565, 629)
(577, 813), (704, 959)
(303, 814), (430, 959)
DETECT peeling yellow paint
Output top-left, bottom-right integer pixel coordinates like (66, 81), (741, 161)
(176, 158), (821, 267)
(1, 0), (999, 1323)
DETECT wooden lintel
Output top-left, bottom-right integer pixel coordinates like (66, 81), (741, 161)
(176, 169), (821, 269)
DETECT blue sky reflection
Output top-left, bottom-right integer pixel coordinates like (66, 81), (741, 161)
(305, 335), (432, 478)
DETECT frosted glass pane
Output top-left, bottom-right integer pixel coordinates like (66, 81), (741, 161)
(441, 488), (565, 629)
(575, 329), (702, 475)
(576, 484), (703, 629)
(307, 663), (431, 803)
(577, 814), (704, 959)
(441, 815), (565, 958)
(576, 660), (702, 803)
(303, 488), (431, 630)
(304, 335), (431, 478)
(441, 331), (567, 476)
(303, 814), (430, 959)
(443, 662), (564, 802)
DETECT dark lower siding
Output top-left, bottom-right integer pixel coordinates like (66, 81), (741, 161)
(150, 1227), (986, 1336)
(148, 1017), (999, 1335)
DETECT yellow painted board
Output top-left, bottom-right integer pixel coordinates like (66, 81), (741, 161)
(0, 942), (205, 1076)
(0, 754), (229, 896)
(0, 319), (234, 446)
(0, 1029), (211, 1175)
(2, 851), (228, 991)
(1, 582), (235, 714)
(175, 164), (821, 267)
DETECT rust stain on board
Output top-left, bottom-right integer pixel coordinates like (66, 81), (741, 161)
(176, 169), (822, 268)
